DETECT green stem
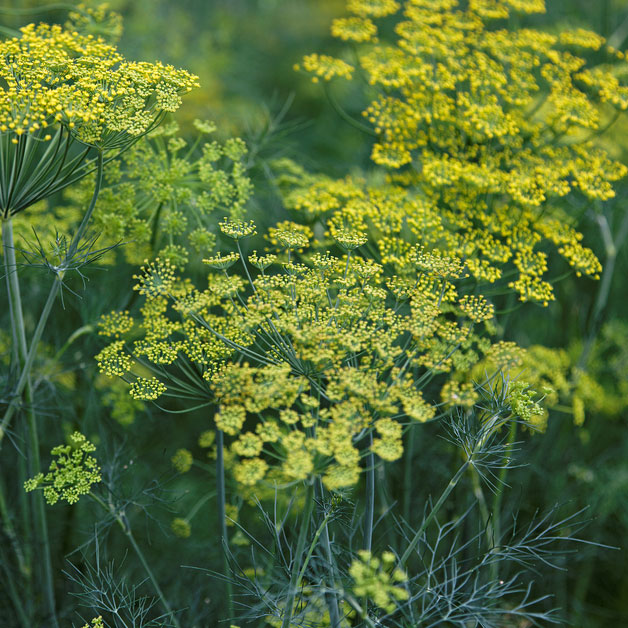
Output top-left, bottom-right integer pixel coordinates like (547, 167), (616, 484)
(364, 436), (375, 571)
(2, 217), (58, 628)
(578, 210), (628, 369)
(0, 471), (32, 624)
(469, 464), (493, 550)
(0, 543), (30, 628)
(216, 428), (234, 620)
(296, 506), (334, 585)
(125, 527), (180, 628)
(50, 324), (94, 364)
(0, 151), (104, 447)
(186, 490), (215, 522)
(0, 279), (60, 446)
(344, 595), (378, 628)
(490, 419), (517, 580)
(0, 475), (28, 578)
(317, 481), (341, 628)
(400, 460), (470, 566)
(281, 481), (315, 628)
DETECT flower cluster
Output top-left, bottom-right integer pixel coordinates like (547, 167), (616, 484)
(171, 448), (194, 473)
(66, 3), (123, 43)
(287, 0), (627, 305)
(349, 550), (408, 613)
(0, 22), (198, 148)
(96, 221), (509, 490)
(24, 432), (101, 505)
(468, 321), (628, 427)
(0, 19), (198, 218)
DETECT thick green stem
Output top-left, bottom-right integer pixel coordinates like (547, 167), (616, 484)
(400, 461), (470, 566)
(2, 217), (58, 628)
(216, 428), (234, 620)
(490, 419), (517, 580)
(0, 279), (59, 445)
(317, 481), (341, 628)
(281, 481), (315, 628)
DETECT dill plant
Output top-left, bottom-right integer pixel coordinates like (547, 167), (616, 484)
(2, 1), (625, 626)
(289, 0), (628, 307)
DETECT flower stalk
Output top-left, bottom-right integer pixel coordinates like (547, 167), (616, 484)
(2, 216), (58, 628)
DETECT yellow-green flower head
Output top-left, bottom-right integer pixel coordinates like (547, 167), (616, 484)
(289, 0), (625, 305)
(171, 448), (194, 473)
(349, 550), (408, 613)
(0, 22), (198, 147)
(0, 19), (198, 216)
(219, 217), (257, 240)
(171, 517), (192, 538)
(66, 3), (124, 43)
(24, 432), (101, 505)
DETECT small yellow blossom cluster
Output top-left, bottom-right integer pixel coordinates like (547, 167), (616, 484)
(220, 218), (258, 240)
(465, 322), (628, 428)
(95, 340), (134, 377)
(98, 310), (134, 338)
(459, 295), (495, 323)
(129, 377), (168, 401)
(347, 0), (400, 17)
(267, 221), (312, 250)
(349, 550), (408, 613)
(66, 3), (123, 43)
(133, 258), (177, 297)
(295, 54), (354, 83)
(0, 22), (198, 148)
(507, 382), (545, 428)
(287, 0), (628, 305)
(171, 517), (192, 538)
(171, 448), (194, 473)
(24, 432), (101, 505)
(441, 380), (479, 409)
(0, 17), (198, 218)
(331, 17), (378, 43)
(96, 221), (508, 491)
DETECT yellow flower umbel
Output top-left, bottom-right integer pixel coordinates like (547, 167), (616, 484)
(97, 220), (510, 491)
(288, 0), (627, 306)
(0, 20), (198, 217)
